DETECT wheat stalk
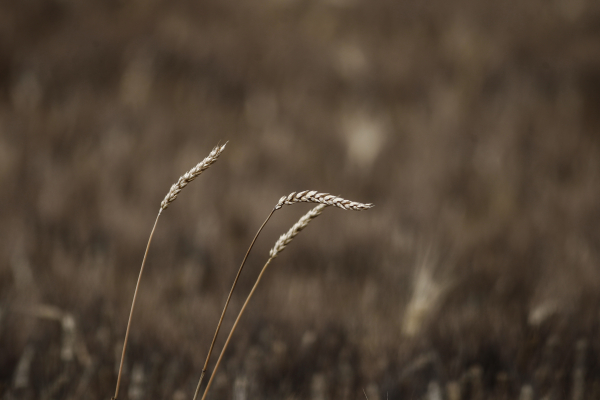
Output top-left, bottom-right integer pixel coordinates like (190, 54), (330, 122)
(191, 208), (276, 400)
(199, 205), (330, 400)
(112, 143), (226, 400)
(192, 191), (372, 400)
(275, 190), (374, 211)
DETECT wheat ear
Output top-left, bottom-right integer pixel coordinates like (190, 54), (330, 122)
(270, 204), (326, 258)
(192, 192), (371, 400)
(275, 190), (374, 211)
(200, 205), (329, 400)
(161, 143), (227, 210)
(113, 143), (226, 400)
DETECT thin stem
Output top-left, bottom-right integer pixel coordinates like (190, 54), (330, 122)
(113, 211), (161, 400)
(200, 257), (274, 400)
(192, 208), (276, 400)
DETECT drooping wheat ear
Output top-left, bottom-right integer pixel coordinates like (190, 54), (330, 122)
(275, 190), (373, 211)
(270, 204), (327, 258)
(160, 142), (227, 211)
(113, 143), (226, 400)
(199, 205), (329, 400)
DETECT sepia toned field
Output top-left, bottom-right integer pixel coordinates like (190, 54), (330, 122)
(1, 1), (600, 399)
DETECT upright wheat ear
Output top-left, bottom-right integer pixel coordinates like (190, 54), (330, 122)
(161, 143), (228, 210)
(112, 142), (226, 400)
(270, 204), (326, 258)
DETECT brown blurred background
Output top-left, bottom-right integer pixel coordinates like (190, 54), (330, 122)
(1, 0), (600, 399)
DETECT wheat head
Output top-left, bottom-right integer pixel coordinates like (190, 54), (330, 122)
(270, 204), (327, 258)
(160, 142), (227, 211)
(275, 190), (373, 211)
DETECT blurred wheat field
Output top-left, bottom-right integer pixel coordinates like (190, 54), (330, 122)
(2, 0), (600, 399)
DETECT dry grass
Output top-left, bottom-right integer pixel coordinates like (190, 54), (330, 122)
(3, 0), (600, 399)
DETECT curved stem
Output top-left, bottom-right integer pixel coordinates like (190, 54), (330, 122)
(200, 257), (274, 400)
(192, 208), (276, 400)
(113, 211), (161, 400)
